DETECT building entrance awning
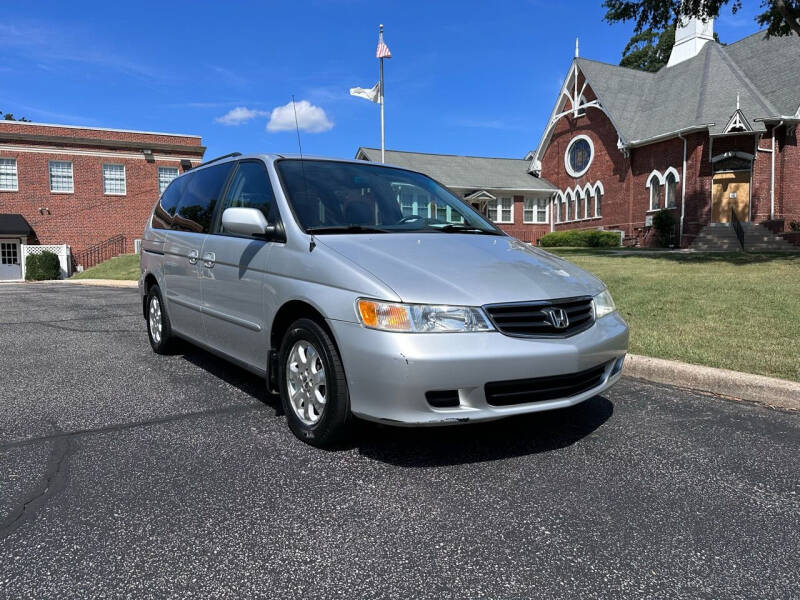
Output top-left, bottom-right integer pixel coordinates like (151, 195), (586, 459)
(0, 214), (33, 236)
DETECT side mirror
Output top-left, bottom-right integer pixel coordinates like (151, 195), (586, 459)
(221, 207), (271, 236)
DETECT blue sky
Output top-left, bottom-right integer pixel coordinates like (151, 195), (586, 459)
(1, 1), (765, 160)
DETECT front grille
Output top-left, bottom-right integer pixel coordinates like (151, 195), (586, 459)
(484, 296), (594, 337)
(485, 362), (609, 406)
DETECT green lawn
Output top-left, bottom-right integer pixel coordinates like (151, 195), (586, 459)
(550, 249), (800, 381)
(71, 254), (140, 280)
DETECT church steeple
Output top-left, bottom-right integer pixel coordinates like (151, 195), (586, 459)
(667, 14), (715, 67)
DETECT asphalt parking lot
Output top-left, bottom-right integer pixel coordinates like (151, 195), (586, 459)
(1, 283), (798, 599)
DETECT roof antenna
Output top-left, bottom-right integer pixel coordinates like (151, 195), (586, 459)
(291, 95), (315, 252)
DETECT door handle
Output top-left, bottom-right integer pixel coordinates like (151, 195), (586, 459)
(203, 252), (216, 268)
(188, 249), (199, 264)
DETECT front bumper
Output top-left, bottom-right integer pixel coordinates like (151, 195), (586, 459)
(328, 312), (629, 425)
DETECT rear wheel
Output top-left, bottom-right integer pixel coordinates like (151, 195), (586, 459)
(147, 284), (175, 354)
(278, 318), (351, 447)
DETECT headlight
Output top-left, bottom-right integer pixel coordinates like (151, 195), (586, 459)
(593, 289), (616, 319)
(356, 298), (494, 333)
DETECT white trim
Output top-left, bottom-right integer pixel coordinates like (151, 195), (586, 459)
(593, 181), (604, 196)
(463, 189), (497, 201)
(0, 143), (201, 163)
(724, 109), (753, 134)
(0, 120), (201, 139)
(48, 160), (74, 194)
(663, 166), (680, 183)
(522, 196), (549, 224)
(102, 163), (127, 196)
(0, 157), (19, 192)
(564, 134), (594, 178)
(645, 170), (664, 188)
(487, 196), (514, 224)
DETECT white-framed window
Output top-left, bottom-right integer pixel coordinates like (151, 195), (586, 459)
(0, 158), (18, 191)
(487, 197), (513, 223)
(574, 191), (582, 220)
(102, 164), (126, 195)
(646, 170), (664, 211)
(158, 166), (180, 195)
(565, 191), (574, 222)
(564, 134), (594, 178)
(650, 184), (662, 210)
(595, 190), (602, 217)
(665, 170), (678, 208)
(555, 198), (562, 223)
(49, 161), (74, 193)
(583, 192), (591, 219)
(523, 198), (548, 224)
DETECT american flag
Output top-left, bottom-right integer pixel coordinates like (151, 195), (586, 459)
(376, 31), (392, 59)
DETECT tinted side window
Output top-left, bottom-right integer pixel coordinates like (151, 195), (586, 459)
(218, 161), (278, 233)
(173, 162), (234, 233)
(151, 175), (186, 230)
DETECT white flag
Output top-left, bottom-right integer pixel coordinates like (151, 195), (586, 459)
(349, 82), (380, 103)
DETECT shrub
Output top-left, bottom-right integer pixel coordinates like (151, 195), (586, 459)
(652, 209), (677, 247)
(539, 229), (620, 248)
(25, 251), (61, 281)
(790, 220), (800, 232)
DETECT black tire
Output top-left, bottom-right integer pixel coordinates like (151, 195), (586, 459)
(146, 284), (175, 354)
(278, 318), (351, 447)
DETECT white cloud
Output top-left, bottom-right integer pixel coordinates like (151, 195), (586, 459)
(215, 106), (269, 126)
(266, 100), (333, 133)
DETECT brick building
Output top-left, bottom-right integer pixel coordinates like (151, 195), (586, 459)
(0, 121), (205, 277)
(355, 147), (556, 243)
(361, 18), (798, 249)
(527, 17), (800, 248)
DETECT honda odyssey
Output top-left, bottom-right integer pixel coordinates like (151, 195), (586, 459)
(139, 153), (628, 446)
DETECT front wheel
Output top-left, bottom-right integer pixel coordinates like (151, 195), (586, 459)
(146, 284), (175, 354)
(278, 318), (351, 447)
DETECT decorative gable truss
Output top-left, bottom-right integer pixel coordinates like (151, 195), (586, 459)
(723, 108), (753, 134)
(526, 62), (624, 175)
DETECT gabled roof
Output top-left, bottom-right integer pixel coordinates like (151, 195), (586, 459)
(356, 147), (556, 192)
(533, 29), (800, 162)
(0, 214), (33, 235)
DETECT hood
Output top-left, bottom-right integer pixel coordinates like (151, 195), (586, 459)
(317, 233), (605, 305)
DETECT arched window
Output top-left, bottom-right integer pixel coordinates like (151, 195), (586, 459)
(646, 171), (664, 211)
(664, 168), (680, 209)
(595, 190), (603, 217)
(584, 191), (591, 219)
(556, 196), (562, 222)
(565, 191), (574, 222)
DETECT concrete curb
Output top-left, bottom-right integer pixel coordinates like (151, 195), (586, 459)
(64, 279), (138, 288)
(625, 354), (799, 411)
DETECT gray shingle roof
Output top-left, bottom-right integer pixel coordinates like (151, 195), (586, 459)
(356, 148), (556, 191)
(574, 30), (800, 145)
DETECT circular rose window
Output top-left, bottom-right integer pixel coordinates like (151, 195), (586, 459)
(565, 135), (594, 177)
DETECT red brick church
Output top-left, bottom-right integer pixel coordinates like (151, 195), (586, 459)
(527, 16), (800, 248)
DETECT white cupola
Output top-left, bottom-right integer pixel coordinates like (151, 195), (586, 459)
(667, 15), (715, 67)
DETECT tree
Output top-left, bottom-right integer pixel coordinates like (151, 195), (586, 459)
(603, 0), (800, 38)
(619, 23), (723, 71)
(1, 111), (30, 122)
(620, 25), (676, 71)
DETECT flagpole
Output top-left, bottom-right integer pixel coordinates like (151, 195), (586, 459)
(379, 24), (385, 163)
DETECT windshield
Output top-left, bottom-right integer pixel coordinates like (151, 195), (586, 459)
(275, 159), (501, 235)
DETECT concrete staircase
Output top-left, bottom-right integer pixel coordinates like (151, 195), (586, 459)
(690, 222), (798, 252)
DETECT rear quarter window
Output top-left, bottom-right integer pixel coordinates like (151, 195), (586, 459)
(172, 162), (234, 233)
(151, 175), (186, 230)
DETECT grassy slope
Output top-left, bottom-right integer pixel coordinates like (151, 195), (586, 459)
(551, 249), (800, 381)
(72, 254), (140, 280)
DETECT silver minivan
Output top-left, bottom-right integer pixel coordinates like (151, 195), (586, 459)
(140, 154), (628, 446)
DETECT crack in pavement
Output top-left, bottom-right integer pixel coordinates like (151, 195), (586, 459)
(0, 403), (269, 451)
(0, 404), (270, 540)
(0, 430), (76, 540)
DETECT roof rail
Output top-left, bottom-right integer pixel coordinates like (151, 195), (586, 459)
(196, 152), (242, 168)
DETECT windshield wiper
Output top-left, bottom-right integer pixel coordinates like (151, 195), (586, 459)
(306, 225), (389, 234)
(437, 224), (502, 235)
